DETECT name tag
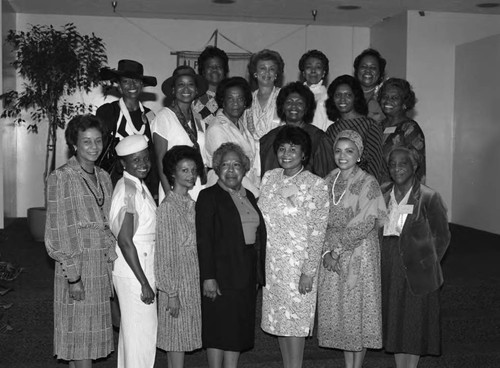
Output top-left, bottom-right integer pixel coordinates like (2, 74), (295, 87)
(398, 204), (414, 215)
(384, 126), (396, 134)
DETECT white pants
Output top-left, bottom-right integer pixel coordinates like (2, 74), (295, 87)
(113, 274), (157, 368)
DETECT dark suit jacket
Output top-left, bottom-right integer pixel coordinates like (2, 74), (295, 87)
(382, 181), (451, 296)
(196, 184), (266, 290)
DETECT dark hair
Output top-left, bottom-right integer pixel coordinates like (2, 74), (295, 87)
(197, 46), (229, 77)
(162, 145), (205, 187)
(276, 82), (316, 125)
(378, 77), (417, 111)
(353, 48), (387, 85)
(387, 146), (420, 170)
(273, 125), (312, 166)
(325, 75), (368, 121)
(248, 49), (285, 89)
(298, 49), (329, 84)
(212, 142), (251, 176)
(215, 76), (253, 110)
(65, 114), (106, 157)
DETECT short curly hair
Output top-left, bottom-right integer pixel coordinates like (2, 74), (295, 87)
(273, 125), (312, 166)
(65, 114), (106, 157)
(353, 48), (387, 85)
(212, 142), (251, 176)
(377, 77), (417, 111)
(387, 146), (420, 171)
(162, 145), (205, 187)
(298, 49), (329, 84)
(248, 49), (285, 89)
(197, 46), (229, 77)
(215, 76), (253, 110)
(325, 75), (367, 122)
(276, 82), (316, 125)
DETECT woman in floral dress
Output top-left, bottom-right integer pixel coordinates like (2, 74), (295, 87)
(260, 125), (329, 368)
(317, 130), (387, 368)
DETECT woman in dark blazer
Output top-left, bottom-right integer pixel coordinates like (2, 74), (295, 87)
(381, 146), (450, 368)
(196, 142), (266, 368)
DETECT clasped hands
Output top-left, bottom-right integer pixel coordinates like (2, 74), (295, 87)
(323, 251), (341, 274)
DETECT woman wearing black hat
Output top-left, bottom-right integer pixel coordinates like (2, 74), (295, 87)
(152, 65), (209, 202)
(97, 59), (159, 197)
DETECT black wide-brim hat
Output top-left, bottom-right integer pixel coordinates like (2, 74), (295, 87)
(100, 59), (157, 87)
(161, 65), (209, 101)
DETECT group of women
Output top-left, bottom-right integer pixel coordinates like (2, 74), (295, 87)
(44, 45), (450, 368)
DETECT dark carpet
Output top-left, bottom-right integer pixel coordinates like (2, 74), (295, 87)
(1, 219), (499, 367)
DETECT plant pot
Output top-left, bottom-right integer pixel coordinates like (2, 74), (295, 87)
(27, 207), (46, 242)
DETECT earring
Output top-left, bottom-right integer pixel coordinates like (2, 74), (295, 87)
(357, 158), (361, 162)
(403, 104), (407, 110)
(254, 73), (258, 78)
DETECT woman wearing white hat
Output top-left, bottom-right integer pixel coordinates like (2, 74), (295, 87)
(110, 134), (158, 368)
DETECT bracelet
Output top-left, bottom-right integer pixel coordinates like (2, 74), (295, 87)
(68, 276), (81, 285)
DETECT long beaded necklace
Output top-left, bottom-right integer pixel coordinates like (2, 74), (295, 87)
(79, 167), (105, 208)
(332, 171), (347, 206)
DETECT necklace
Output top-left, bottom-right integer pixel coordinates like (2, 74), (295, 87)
(80, 165), (95, 175)
(80, 170), (105, 208)
(332, 171), (347, 206)
(282, 166), (304, 181)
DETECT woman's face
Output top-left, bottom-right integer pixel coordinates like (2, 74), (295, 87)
(302, 57), (326, 86)
(277, 142), (304, 172)
(118, 77), (144, 100)
(218, 150), (245, 190)
(283, 92), (306, 125)
(75, 128), (103, 165)
(380, 86), (405, 117)
(334, 138), (360, 172)
(202, 56), (226, 87)
(255, 59), (278, 87)
(173, 75), (197, 104)
(121, 148), (151, 180)
(172, 158), (198, 191)
(388, 150), (415, 187)
(356, 55), (380, 89)
(222, 86), (246, 123)
(333, 84), (355, 115)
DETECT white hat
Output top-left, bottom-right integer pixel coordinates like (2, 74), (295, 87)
(115, 135), (148, 157)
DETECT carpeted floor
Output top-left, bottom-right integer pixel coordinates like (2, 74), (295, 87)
(1, 219), (499, 367)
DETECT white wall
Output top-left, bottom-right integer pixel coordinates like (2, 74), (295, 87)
(1, 4), (17, 223)
(453, 34), (500, 235)
(405, 11), (500, 217)
(371, 12), (407, 79)
(8, 13), (370, 216)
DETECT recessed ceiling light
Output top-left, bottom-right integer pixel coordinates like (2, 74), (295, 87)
(337, 5), (361, 10)
(476, 2), (500, 7)
(212, 0), (235, 3)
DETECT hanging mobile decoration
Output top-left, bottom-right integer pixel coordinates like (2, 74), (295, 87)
(112, 1), (118, 12)
(312, 9), (318, 21)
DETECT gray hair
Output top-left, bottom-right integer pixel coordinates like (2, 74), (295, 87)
(387, 146), (420, 169)
(212, 142), (251, 176)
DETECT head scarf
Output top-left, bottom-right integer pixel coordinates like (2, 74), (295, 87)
(334, 129), (364, 157)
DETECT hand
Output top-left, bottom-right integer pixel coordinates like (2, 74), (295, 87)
(140, 283), (155, 305)
(167, 296), (180, 318)
(298, 273), (314, 295)
(68, 280), (85, 301)
(323, 252), (339, 273)
(203, 279), (222, 301)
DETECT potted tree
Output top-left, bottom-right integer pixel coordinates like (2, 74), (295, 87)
(1, 23), (107, 241)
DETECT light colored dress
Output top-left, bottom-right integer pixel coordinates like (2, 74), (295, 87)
(205, 110), (261, 197)
(110, 171), (158, 368)
(306, 81), (332, 132)
(151, 107), (206, 201)
(45, 156), (116, 360)
(245, 86), (281, 140)
(155, 191), (202, 352)
(317, 166), (387, 351)
(259, 168), (329, 337)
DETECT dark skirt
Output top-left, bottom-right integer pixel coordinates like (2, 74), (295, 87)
(381, 236), (441, 356)
(201, 286), (257, 351)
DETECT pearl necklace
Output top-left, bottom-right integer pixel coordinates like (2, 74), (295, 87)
(282, 166), (304, 181)
(332, 171), (347, 206)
